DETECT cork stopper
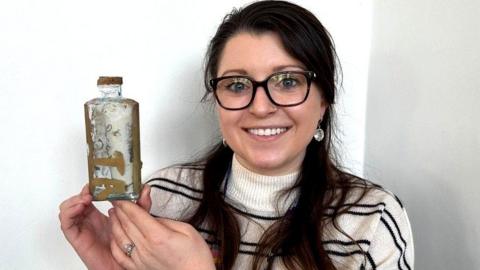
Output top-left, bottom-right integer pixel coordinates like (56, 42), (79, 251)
(97, 76), (123, 85)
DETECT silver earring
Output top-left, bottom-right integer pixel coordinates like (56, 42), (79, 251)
(222, 138), (227, 147)
(314, 124), (324, 142)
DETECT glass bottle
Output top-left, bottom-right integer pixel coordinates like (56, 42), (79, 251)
(84, 76), (141, 201)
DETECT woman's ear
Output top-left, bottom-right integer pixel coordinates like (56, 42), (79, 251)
(319, 102), (328, 121)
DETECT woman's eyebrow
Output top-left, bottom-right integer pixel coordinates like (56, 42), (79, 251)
(220, 69), (248, 76)
(272, 64), (306, 72)
(220, 65), (306, 77)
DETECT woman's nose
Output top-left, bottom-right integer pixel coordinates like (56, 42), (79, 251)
(248, 86), (277, 116)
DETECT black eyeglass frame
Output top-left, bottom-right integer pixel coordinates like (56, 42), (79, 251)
(209, 70), (317, 110)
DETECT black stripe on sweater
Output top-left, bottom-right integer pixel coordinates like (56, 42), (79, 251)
(366, 252), (377, 270)
(380, 216), (411, 270)
(393, 194), (404, 208)
(237, 249), (271, 257)
(326, 250), (376, 269)
(363, 252), (377, 270)
(227, 203), (282, 221)
(324, 241), (375, 269)
(202, 241), (377, 268)
(326, 202), (386, 210)
(147, 177), (203, 194)
(149, 182), (385, 221)
(196, 228), (373, 252)
(177, 165), (205, 171)
(323, 239), (371, 246)
(325, 209), (384, 217)
(186, 225), (379, 268)
(229, 204), (384, 221)
(149, 184), (202, 202)
(384, 209), (411, 270)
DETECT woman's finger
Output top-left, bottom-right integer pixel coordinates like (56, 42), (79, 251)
(114, 201), (168, 238)
(59, 203), (85, 232)
(110, 236), (136, 270)
(110, 209), (139, 269)
(156, 217), (197, 236)
(59, 184), (91, 211)
(109, 208), (140, 256)
(59, 195), (82, 212)
(113, 203), (150, 243)
(59, 193), (92, 231)
(80, 183), (90, 196)
(59, 194), (90, 212)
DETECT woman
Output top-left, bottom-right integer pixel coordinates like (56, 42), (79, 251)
(59, 1), (414, 269)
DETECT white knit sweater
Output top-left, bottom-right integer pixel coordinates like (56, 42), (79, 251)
(147, 155), (414, 269)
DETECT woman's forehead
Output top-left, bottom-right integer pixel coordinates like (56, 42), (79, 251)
(217, 32), (305, 77)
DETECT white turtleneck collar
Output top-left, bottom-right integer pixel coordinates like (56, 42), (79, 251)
(224, 154), (300, 217)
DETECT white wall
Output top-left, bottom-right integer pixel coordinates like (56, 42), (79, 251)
(0, 1), (371, 269)
(365, 1), (480, 269)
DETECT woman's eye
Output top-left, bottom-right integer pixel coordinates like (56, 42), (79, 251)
(227, 82), (246, 92)
(271, 73), (302, 90)
(222, 78), (251, 93)
(281, 78), (297, 88)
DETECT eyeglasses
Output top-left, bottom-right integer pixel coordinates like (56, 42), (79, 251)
(209, 70), (316, 110)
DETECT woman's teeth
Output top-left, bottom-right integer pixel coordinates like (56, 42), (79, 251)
(248, 128), (287, 136)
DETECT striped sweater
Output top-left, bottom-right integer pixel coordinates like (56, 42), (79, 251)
(146, 155), (414, 269)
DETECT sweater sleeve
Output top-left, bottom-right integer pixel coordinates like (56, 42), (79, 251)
(366, 192), (414, 270)
(145, 165), (204, 221)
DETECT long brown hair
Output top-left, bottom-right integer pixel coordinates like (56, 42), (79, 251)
(187, 1), (371, 269)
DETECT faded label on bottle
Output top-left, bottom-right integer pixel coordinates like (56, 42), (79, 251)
(85, 99), (141, 201)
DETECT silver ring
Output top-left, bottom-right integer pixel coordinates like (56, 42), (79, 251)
(124, 243), (135, 257)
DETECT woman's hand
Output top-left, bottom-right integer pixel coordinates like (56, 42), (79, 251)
(109, 195), (215, 270)
(59, 184), (152, 270)
(58, 184), (121, 270)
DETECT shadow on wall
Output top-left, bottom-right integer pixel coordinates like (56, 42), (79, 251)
(364, 49), (477, 269)
(409, 174), (475, 270)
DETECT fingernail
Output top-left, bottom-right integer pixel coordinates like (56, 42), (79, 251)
(112, 201), (124, 209)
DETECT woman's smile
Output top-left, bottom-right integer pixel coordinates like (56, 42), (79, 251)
(246, 127), (289, 136)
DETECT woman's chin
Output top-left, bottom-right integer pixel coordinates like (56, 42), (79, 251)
(240, 156), (299, 176)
